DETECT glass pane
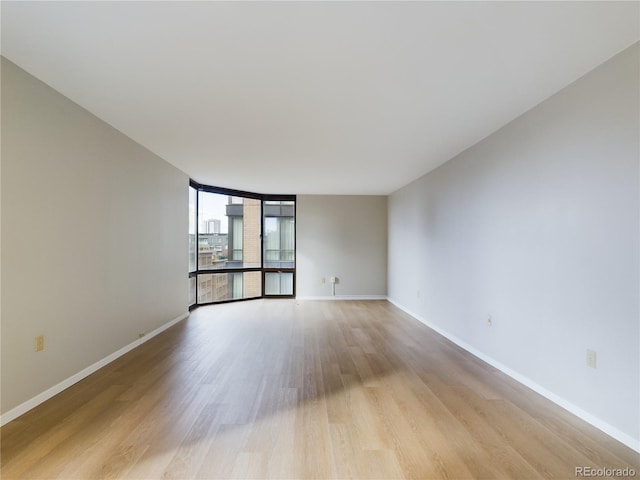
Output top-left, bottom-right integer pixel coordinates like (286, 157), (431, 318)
(265, 272), (279, 294)
(197, 272), (262, 303)
(265, 272), (294, 296)
(264, 202), (295, 269)
(243, 271), (262, 299)
(189, 186), (197, 272)
(198, 191), (261, 269)
(189, 276), (196, 306)
(231, 217), (243, 261)
(231, 273), (243, 299)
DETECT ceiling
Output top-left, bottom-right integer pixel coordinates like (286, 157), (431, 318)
(2, 1), (638, 195)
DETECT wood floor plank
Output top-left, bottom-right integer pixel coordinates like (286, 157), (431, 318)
(2, 299), (638, 479)
(196, 423), (250, 480)
(1, 384), (129, 479)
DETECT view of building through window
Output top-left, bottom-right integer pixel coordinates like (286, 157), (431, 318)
(263, 200), (296, 296)
(189, 186), (295, 306)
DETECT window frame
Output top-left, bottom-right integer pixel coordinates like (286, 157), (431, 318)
(188, 185), (198, 308)
(189, 179), (296, 309)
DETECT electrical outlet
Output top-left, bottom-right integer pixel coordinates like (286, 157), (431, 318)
(586, 349), (597, 368)
(321, 277), (326, 284)
(35, 335), (44, 352)
(139, 332), (146, 338)
(330, 277), (336, 284)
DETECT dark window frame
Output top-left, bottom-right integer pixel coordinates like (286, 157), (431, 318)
(189, 179), (296, 309)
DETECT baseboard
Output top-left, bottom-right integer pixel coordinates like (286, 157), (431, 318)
(387, 298), (640, 453)
(0, 311), (189, 427)
(296, 295), (388, 301)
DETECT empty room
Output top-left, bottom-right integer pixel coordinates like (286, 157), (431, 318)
(1, 1), (639, 479)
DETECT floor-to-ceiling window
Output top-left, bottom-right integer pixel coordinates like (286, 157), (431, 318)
(188, 185), (197, 308)
(189, 181), (295, 307)
(263, 200), (295, 296)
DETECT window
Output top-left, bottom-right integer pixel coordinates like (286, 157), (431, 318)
(189, 181), (295, 307)
(189, 276), (196, 306)
(197, 272), (261, 303)
(189, 186), (197, 272)
(188, 186), (197, 307)
(264, 217), (295, 267)
(263, 200), (296, 297)
(197, 191), (261, 270)
(265, 272), (294, 295)
(231, 217), (243, 261)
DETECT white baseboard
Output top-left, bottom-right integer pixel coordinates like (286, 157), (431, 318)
(0, 311), (189, 427)
(387, 298), (640, 453)
(296, 295), (388, 301)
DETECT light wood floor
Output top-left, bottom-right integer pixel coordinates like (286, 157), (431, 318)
(1, 300), (638, 479)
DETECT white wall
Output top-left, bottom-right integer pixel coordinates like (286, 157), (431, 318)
(297, 195), (387, 298)
(388, 43), (639, 448)
(1, 58), (188, 416)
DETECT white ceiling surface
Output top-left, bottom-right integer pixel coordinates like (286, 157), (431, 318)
(2, 2), (638, 195)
